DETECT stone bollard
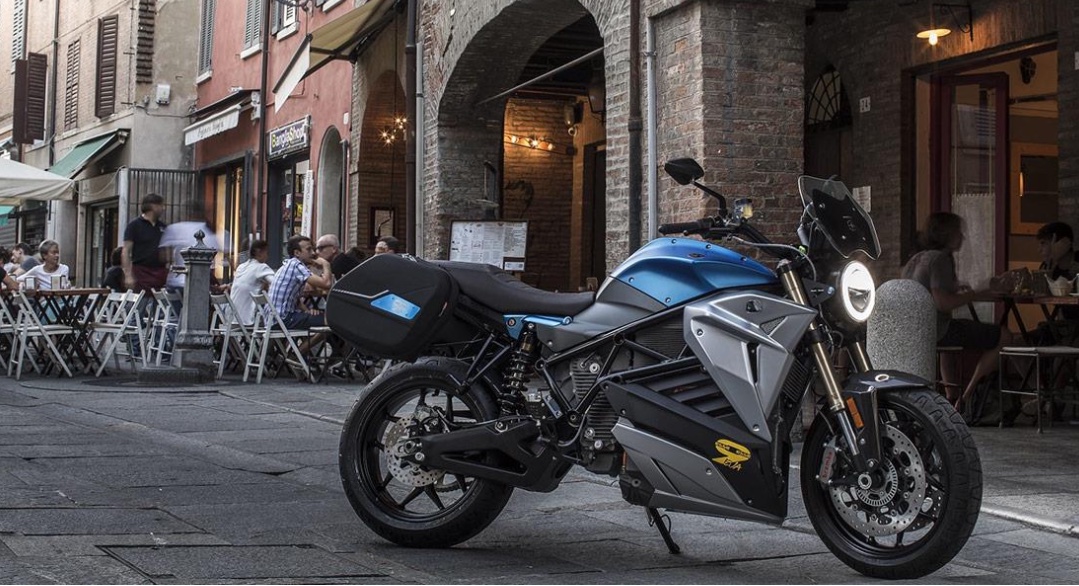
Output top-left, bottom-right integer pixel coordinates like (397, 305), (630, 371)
(866, 279), (936, 382)
(139, 230), (217, 384)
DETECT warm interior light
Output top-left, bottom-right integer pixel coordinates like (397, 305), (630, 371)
(916, 28), (951, 45)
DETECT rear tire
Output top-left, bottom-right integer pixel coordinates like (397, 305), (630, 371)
(801, 389), (981, 579)
(339, 357), (513, 547)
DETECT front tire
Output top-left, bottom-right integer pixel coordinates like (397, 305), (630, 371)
(801, 389), (982, 579)
(339, 357), (513, 547)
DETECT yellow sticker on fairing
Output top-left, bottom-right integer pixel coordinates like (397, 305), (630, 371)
(711, 439), (751, 471)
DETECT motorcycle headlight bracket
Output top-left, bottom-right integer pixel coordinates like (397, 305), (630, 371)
(838, 261), (875, 323)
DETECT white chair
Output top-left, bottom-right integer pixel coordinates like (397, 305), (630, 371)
(147, 289), (181, 366)
(210, 293), (252, 378)
(244, 293), (312, 383)
(0, 294), (20, 372)
(9, 291), (75, 380)
(89, 291), (148, 376)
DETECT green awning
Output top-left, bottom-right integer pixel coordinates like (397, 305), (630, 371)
(0, 205), (12, 226)
(47, 131), (126, 178)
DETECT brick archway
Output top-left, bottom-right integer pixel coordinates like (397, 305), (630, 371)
(422, 0), (629, 266)
(356, 70), (407, 253)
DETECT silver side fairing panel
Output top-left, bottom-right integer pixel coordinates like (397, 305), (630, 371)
(613, 420), (782, 524)
(684, 292), (816, 442)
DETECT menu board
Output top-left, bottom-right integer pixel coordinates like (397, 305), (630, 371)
(449, 221), (528, 271)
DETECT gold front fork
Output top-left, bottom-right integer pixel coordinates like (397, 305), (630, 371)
(777, 261), (846, 414)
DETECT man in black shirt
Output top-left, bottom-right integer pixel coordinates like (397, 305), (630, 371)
(122, 193), (168, 292)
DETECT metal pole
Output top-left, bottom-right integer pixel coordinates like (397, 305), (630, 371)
(475, 47), (604, 107)
(646, 17), (658, 241)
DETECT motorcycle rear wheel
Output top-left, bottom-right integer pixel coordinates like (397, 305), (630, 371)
(339, 357), (513, 547)
(801, 389), (982, 579)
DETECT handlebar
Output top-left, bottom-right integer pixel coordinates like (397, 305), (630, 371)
(657, 218), (714, 236)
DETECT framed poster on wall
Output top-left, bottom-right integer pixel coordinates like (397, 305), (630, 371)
(449, 221), (528, 271)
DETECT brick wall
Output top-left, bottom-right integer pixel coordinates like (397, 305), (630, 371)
(503, 98), (576, 290)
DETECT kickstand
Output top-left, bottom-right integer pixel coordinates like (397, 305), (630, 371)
(647, 507), (681, 554)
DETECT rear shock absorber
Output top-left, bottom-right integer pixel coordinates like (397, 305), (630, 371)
(505, 323), (542, 415)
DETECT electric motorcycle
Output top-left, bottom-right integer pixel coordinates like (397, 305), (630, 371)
(327, 158), (981, 580)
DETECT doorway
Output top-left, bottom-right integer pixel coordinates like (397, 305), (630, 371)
(86, 203), (118, 287)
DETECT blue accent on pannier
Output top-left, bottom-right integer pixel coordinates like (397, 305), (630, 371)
(610, 238), (777, 306)
(371, 293), (422, 320)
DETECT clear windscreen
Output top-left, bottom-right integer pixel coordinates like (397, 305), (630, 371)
(798, 176), (881, 259)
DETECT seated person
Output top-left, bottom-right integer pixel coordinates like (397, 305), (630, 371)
(102, 246), (125, 292)
(267, 235), (333, 329)
(231, 239), (274, 325)
(0, 247), (21, 290)
(16, 240), (70, 291)
(902, 212), (1012, 410)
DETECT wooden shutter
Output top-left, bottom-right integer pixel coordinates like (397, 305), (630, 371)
(13, 53), (47, 143)
(136, 0), (155, 83)
(96, 14), (119, 118)
(244, 0), (261, 49)
(64, 40), (81, 131)
(198, 0), (215, 73)
(12, 0), (27, 62)
(271, 2), (280, 34)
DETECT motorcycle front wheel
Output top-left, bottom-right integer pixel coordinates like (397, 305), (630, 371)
(801, 389), (982, 580)
(339, 357), (513, 547)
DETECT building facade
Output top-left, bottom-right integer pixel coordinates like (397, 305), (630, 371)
(5, 0), (200, 285)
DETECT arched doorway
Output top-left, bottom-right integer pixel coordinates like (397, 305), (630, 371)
(434, 1), (607, 292)
(318, 126), (345, 241)
(356, 70), (407, 253)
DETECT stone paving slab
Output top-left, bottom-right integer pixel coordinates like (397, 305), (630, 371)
(0, 507), (202, 535)
(0, 553), (153, 584)
(161, 500), (361, 545)
(29, 455), (275, 488)
(61, 480), (336, 508)
(102, 544), (386, 581)
(0, 531), (230, 556)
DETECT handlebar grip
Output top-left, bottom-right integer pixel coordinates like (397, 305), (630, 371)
(658, 218), (714, 235)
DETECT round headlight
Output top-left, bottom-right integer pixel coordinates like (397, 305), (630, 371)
(839, 261), (875, 323)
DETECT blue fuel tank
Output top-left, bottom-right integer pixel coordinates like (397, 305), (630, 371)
(607, 238), (777, 307)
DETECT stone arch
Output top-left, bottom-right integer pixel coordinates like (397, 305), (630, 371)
(317, 126), (345, 241)
(356, 69), (407, 252)
(423, 0), (629, 267)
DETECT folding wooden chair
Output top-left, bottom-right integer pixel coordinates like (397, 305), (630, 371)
(244, 293), (312, 383)
(89, 291), (148, 376)
(210, 293), (252, 378)
(147, 289), (182, 366)
(9, 291), (75, 380)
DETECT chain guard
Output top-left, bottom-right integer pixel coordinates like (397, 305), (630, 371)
(828, 424), (928, 537)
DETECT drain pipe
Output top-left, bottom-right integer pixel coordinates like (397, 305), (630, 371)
(627, 0), (642, 253)
(413, 1), (425, 255)
(645, 16), (658, 241)
(404, 0), (417, 254)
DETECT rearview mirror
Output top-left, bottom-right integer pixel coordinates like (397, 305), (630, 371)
(663, 158), (704, 186)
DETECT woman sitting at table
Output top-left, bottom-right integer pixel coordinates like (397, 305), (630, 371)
(16, 240), (70, 291)
(902, 212), (1013, 410)
(0, 247), (21, 291)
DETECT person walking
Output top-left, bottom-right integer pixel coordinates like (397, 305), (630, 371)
(122, 193), (168, 292)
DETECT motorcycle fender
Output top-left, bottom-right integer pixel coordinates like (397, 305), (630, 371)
(840, 370), (932, 469)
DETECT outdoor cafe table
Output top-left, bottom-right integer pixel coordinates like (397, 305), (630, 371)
(971, 292), (1079, 344)
(22, 288), (109, 373)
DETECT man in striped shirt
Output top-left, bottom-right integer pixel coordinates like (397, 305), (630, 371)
(268, 235), (333, 328)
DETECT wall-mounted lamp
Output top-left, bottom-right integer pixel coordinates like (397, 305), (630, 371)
(505, 134), (574, 156)
(916, 1), (973, 45)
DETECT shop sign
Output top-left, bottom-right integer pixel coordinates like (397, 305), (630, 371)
(268, 117), (310, 160)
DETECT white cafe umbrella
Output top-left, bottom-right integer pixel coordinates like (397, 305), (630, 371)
(0, 157), (75, 205)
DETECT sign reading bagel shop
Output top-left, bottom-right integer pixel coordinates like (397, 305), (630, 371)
(267, 116), (310, 160)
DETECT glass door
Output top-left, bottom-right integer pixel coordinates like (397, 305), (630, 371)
(933, 73), (1009, 294)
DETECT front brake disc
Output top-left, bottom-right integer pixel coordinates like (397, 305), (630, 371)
(829, 424), (928, 537)
(383, 415), (445, 487)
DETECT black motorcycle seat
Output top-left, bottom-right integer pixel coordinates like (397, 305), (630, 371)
(433, 261), (594, 316)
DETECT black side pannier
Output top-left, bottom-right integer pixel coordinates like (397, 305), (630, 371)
(326, 254), (458, 360)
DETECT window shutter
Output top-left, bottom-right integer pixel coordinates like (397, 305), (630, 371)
(314, 0), (325, 7)
(198, 0), (215, 73)
(271, 2), (280, 34)
(13, 53), (47, 144)
(12, 0), (27, 62)
(96, 15), (119, 118)
(285, 5), (297, 25)
(64, 40), (80, 131)
(135, 0), (155, 83)
(244, 0), (262, 49)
